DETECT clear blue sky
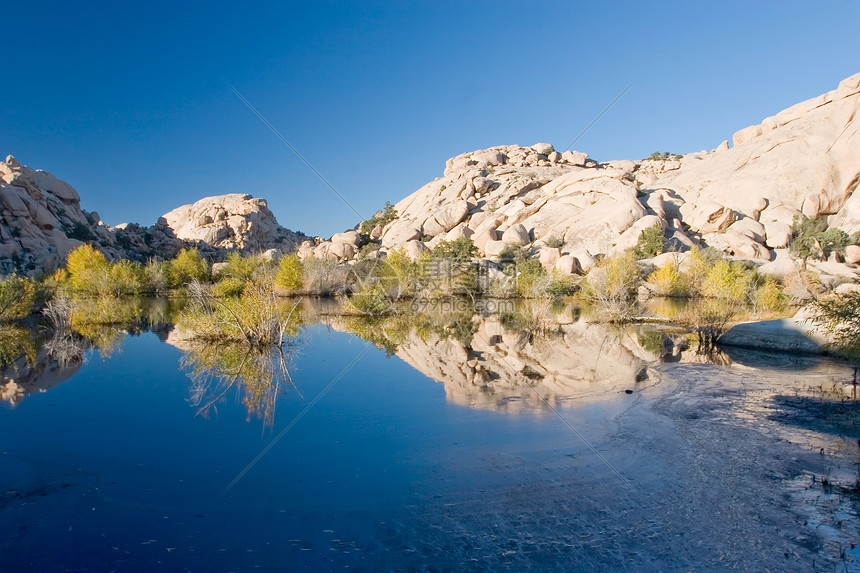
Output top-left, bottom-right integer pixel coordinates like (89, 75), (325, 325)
(4, 0), (859, 237)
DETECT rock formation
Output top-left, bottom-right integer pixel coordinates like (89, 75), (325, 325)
(3, 71), (859, 279)
(0, 155), (115, 275)
(0, 157), (306, 274)
(334, 72), (860, 282)
(160, 194), (305, 253)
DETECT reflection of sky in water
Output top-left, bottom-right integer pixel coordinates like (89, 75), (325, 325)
(1, 317), (859, 570)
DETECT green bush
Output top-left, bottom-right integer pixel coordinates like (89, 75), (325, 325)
(108, 260), (145, 296)
(171, 248), (209, 286)
(0, 275), (35, 320)
(211, 277), (247, 297)
(218, 252), (261, 281)
(274, 254), (303, 292)
(432, 238), (477, 262)
(544, 236), (565, 249)
(359, 202), (398, 236)
(633, 225), (665, 259)
(807, 291), (860, 356)
(790, 215), (850, 263)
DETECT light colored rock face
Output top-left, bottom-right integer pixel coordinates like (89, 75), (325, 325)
(367, 72), (860, 271)
(0, 157), (310, 275)
(382, 144), (655, 262)
(650, 73), (860, 230)
(0, 156), (112, 275)
(160, 194), (303, 252)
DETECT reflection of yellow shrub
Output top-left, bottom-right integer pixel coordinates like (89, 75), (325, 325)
(344, 283), (391, 316)
(0, 324), (36, 369)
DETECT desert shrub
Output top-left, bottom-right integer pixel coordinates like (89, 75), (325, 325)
(378, 249), (424, 299)
(0, 275), (35, 320)
(302, 258), (350, 296)
(429, 238), (480, 296)
(701, 259), (755, 303)
(806, 291), (860, 356)
(646, 260), (691, 297)
(432, 237), (477, 262)
(357, 243), (381, 259)
(144, 260), (172, 293)
(180, 282), (296, 347)
(171, 248), (209, 286)
(359, 201), (398, 236)
(820, 227), (850, 258)
(753, 277), (789, 314)
(514, 258), (546, 295)
(633, 225), (665, 259)
(218, 252), (261, 282)
(790, 215), (850, 263)
(544, 235), (565, 249)
(580, 253), (640, 321)
(65, 221), (96, 241)
(344, 283), (391, 316)
(683, 247), (723, 292)
(210, 276), (246, 297)
(644, 151), (682, 161)
(108, 260), (145, 296)
(274, 254), (303, 292)
(66, 244), (111, 295)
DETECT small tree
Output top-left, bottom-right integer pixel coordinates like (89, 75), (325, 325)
(66, 244), (111, 295)
(171, 248), (209, 286)
(633, 225), (665, 259)
(274, 255), (303, 292)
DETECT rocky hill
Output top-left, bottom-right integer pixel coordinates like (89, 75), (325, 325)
(299, 72), (860, 281)
(0, 158), (306, 275)
(3, 71), (859, 278)
(160, 194), (304, 252)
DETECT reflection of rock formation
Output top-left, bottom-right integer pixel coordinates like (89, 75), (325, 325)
(391, 317), (658, 413)
(1, 348), (81, 406)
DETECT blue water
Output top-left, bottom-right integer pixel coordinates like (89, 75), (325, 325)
(1, 325), (614, 571)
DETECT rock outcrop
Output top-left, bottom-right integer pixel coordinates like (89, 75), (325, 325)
(4, 72), (860, 279)
(0, 158), (307, 274)
(349, 72), (860, 280)
(160, 194), (305, 253)
(0, 155), (113, 274)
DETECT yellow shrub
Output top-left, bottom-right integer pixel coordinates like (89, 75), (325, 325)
(646, 261), (690, 296)
(66, 245), (110, 294)
(753, 277), (789, 314)
(702, 259), (754, 303)
(274, 254), (303, 292)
